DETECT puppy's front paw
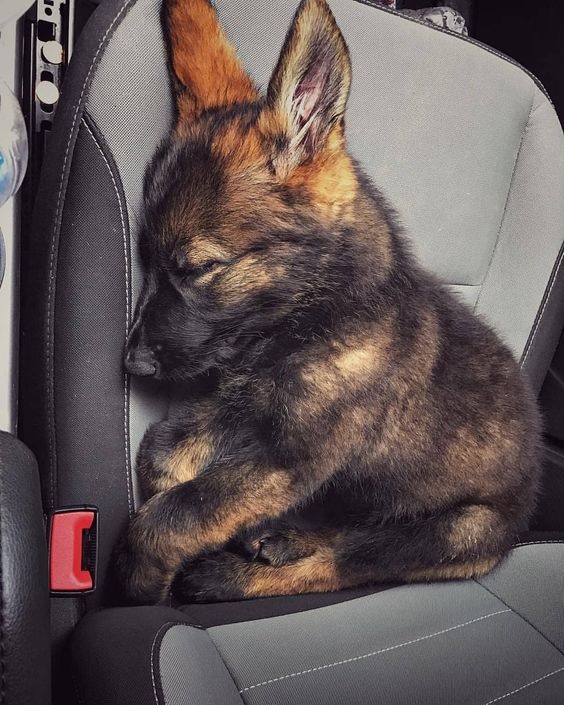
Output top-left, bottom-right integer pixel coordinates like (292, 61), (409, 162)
(172, 551), (248, 603)
(112, 531), (173, 605)
(112, 496), (186, 605)
(244, 530), (317, 567)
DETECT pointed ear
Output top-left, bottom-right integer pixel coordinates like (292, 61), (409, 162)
(266, 0), (351, 175)
(164, 0), (258, 121)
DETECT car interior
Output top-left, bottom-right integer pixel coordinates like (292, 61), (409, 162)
(0, 0), (564, 703)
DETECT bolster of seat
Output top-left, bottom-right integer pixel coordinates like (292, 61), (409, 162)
(0, 432), (51, 705)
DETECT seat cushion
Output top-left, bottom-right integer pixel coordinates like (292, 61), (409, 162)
(72, 543), (564, 705)
(18, 0), (564, 696)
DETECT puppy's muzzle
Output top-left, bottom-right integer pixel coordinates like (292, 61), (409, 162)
(124, 347), (157, 377)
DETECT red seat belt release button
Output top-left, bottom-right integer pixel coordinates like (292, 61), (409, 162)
(48, 506), (98, 595)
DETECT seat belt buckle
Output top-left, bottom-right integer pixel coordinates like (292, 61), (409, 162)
(48, 506), (98, 596)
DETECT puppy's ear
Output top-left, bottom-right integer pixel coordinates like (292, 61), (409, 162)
(164, 0), (258, 121)
(266, 0), (351, 175)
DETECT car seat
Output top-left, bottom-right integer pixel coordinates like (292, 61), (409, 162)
(15, 0), (564, 703)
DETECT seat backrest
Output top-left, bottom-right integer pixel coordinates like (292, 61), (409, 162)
(19, 0), (564, 623)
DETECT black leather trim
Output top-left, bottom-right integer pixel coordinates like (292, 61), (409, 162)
(19, 0), (138, 686)
(18, 2), (139, 700)
(52, 114), (132, 608)
(0, 433), (50, 705)
(19, 0), (137, 516)
(178, 584), (394, 628)
(72, 607), (193, 705)
(19, 0), (136, 596)
(81, 111), (134, 519)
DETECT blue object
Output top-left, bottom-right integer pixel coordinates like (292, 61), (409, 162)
(0, 81), (28, 208)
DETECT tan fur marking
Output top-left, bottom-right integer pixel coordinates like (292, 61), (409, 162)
(265, 0), (351, 178)
(258, 109), (358, 218)
(210, 471), (296, 544)
(248, 527), (339, 564)
(375, 307), (440, 458)
(159, 434), (214, 488)
(243, 546), (341, 597)
(157, 470), (297, 563)
(333, 344), (383, 378)
(406, 556), (501, 582)
(299, 318), (394, 414)
(288, 129), (358, 217)
(447, 505), (500, 556)
(130, 469), (297, 598)
(167, 0), (257, 121)
(187, 239), (231, 267)
(217, 259), (286, 306)
(212, 120), (265, 167)
(445, 418), (522, 477)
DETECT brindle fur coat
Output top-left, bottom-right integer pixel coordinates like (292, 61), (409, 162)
(114, 0), (540, 604)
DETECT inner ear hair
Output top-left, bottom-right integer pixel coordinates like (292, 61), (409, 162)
(266, 0), (352, 172)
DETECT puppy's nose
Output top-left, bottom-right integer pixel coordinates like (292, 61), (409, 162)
(124, 348), (157, 377)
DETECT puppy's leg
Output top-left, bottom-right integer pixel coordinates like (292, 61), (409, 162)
(238, 523), (337, 566)
(175, 504), (516, 601)
(136, 400), (223, 497)
(114, 458), (316, 604)
(174, 545), (343, 603)
(262, 504), (516, 581)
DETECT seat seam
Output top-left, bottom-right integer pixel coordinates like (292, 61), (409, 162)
(513, 540), (564, 547)
(238, 609), (511, 693)
(521, 240), (564, 366)
(474, 577), (564, 657)
(358, 0), (564, 369)
(150, 623), (174, 705)
(353, 0), (550, 99)
(482, 666), (564, 705)
(150, 621), (205, 705)
(46, 0), (136, 512)
(81, 115), (133, 518)
(473, 92), (535, 315)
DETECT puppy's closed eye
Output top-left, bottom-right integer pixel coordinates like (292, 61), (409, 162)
(192, 260), (223, 277)
(175, 260), (227, 287)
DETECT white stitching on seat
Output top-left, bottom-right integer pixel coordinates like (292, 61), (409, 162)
(473, 94), (535, 316)
(150, 622), (174, 705)
(150, 622), (205, 705)
(513, 541), (564, 547)
(239, 609), (511, 693)
(81, 117), (133, 518)
(483, 666), (564, 705)
(357, 0), (560, 372)
(522, 248), (564, 366)
(46, 0), (135, 511)
(355, 0), (550, 98)
(356, 0), (550, 97)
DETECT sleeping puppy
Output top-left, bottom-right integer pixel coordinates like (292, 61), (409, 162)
(114, 0), (540, 604)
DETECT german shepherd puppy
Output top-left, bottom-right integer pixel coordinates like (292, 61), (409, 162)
(115, 0), (540, 604)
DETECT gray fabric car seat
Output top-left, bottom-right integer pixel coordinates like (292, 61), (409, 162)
(18, 0), (564, 702)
